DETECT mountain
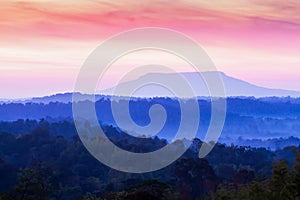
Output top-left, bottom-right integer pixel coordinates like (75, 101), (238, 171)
(1, 72), (299, 105)
(100, 71), (300, 97)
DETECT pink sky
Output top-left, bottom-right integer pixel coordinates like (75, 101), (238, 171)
(0, 0), (299, 98)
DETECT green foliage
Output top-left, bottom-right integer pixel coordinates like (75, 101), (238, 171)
(1, 163), (48, 200)
(104, 180), (178, 200)
(293, 147), (300, 197)
(268, 160), (294, 199)
(211, 153), (300, 200)
(0, 125), (300, 200)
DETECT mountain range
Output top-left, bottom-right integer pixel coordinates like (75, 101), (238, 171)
(101, 71), (300, 98)
(1, 71), (300, 104)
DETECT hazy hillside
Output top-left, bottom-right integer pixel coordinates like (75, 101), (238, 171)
(0, 97), (299, 143)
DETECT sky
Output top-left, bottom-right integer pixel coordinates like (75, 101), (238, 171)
(0, 0), (299, 98)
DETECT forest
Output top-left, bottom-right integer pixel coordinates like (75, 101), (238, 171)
(1, 97), (300, 146)
(0, 120), (299, 200)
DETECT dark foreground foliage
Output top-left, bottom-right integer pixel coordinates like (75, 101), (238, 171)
(0, 121), (299, 199)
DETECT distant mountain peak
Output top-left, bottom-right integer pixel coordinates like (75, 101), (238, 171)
(1, 72), (299, 104)
(100, 71), (300, 98)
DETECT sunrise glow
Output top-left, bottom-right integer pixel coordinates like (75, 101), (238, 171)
(0, 0), (299, 98)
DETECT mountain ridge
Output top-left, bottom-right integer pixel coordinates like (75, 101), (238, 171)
(1, 71), (300, 104)
(100, 71), (300, 97)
